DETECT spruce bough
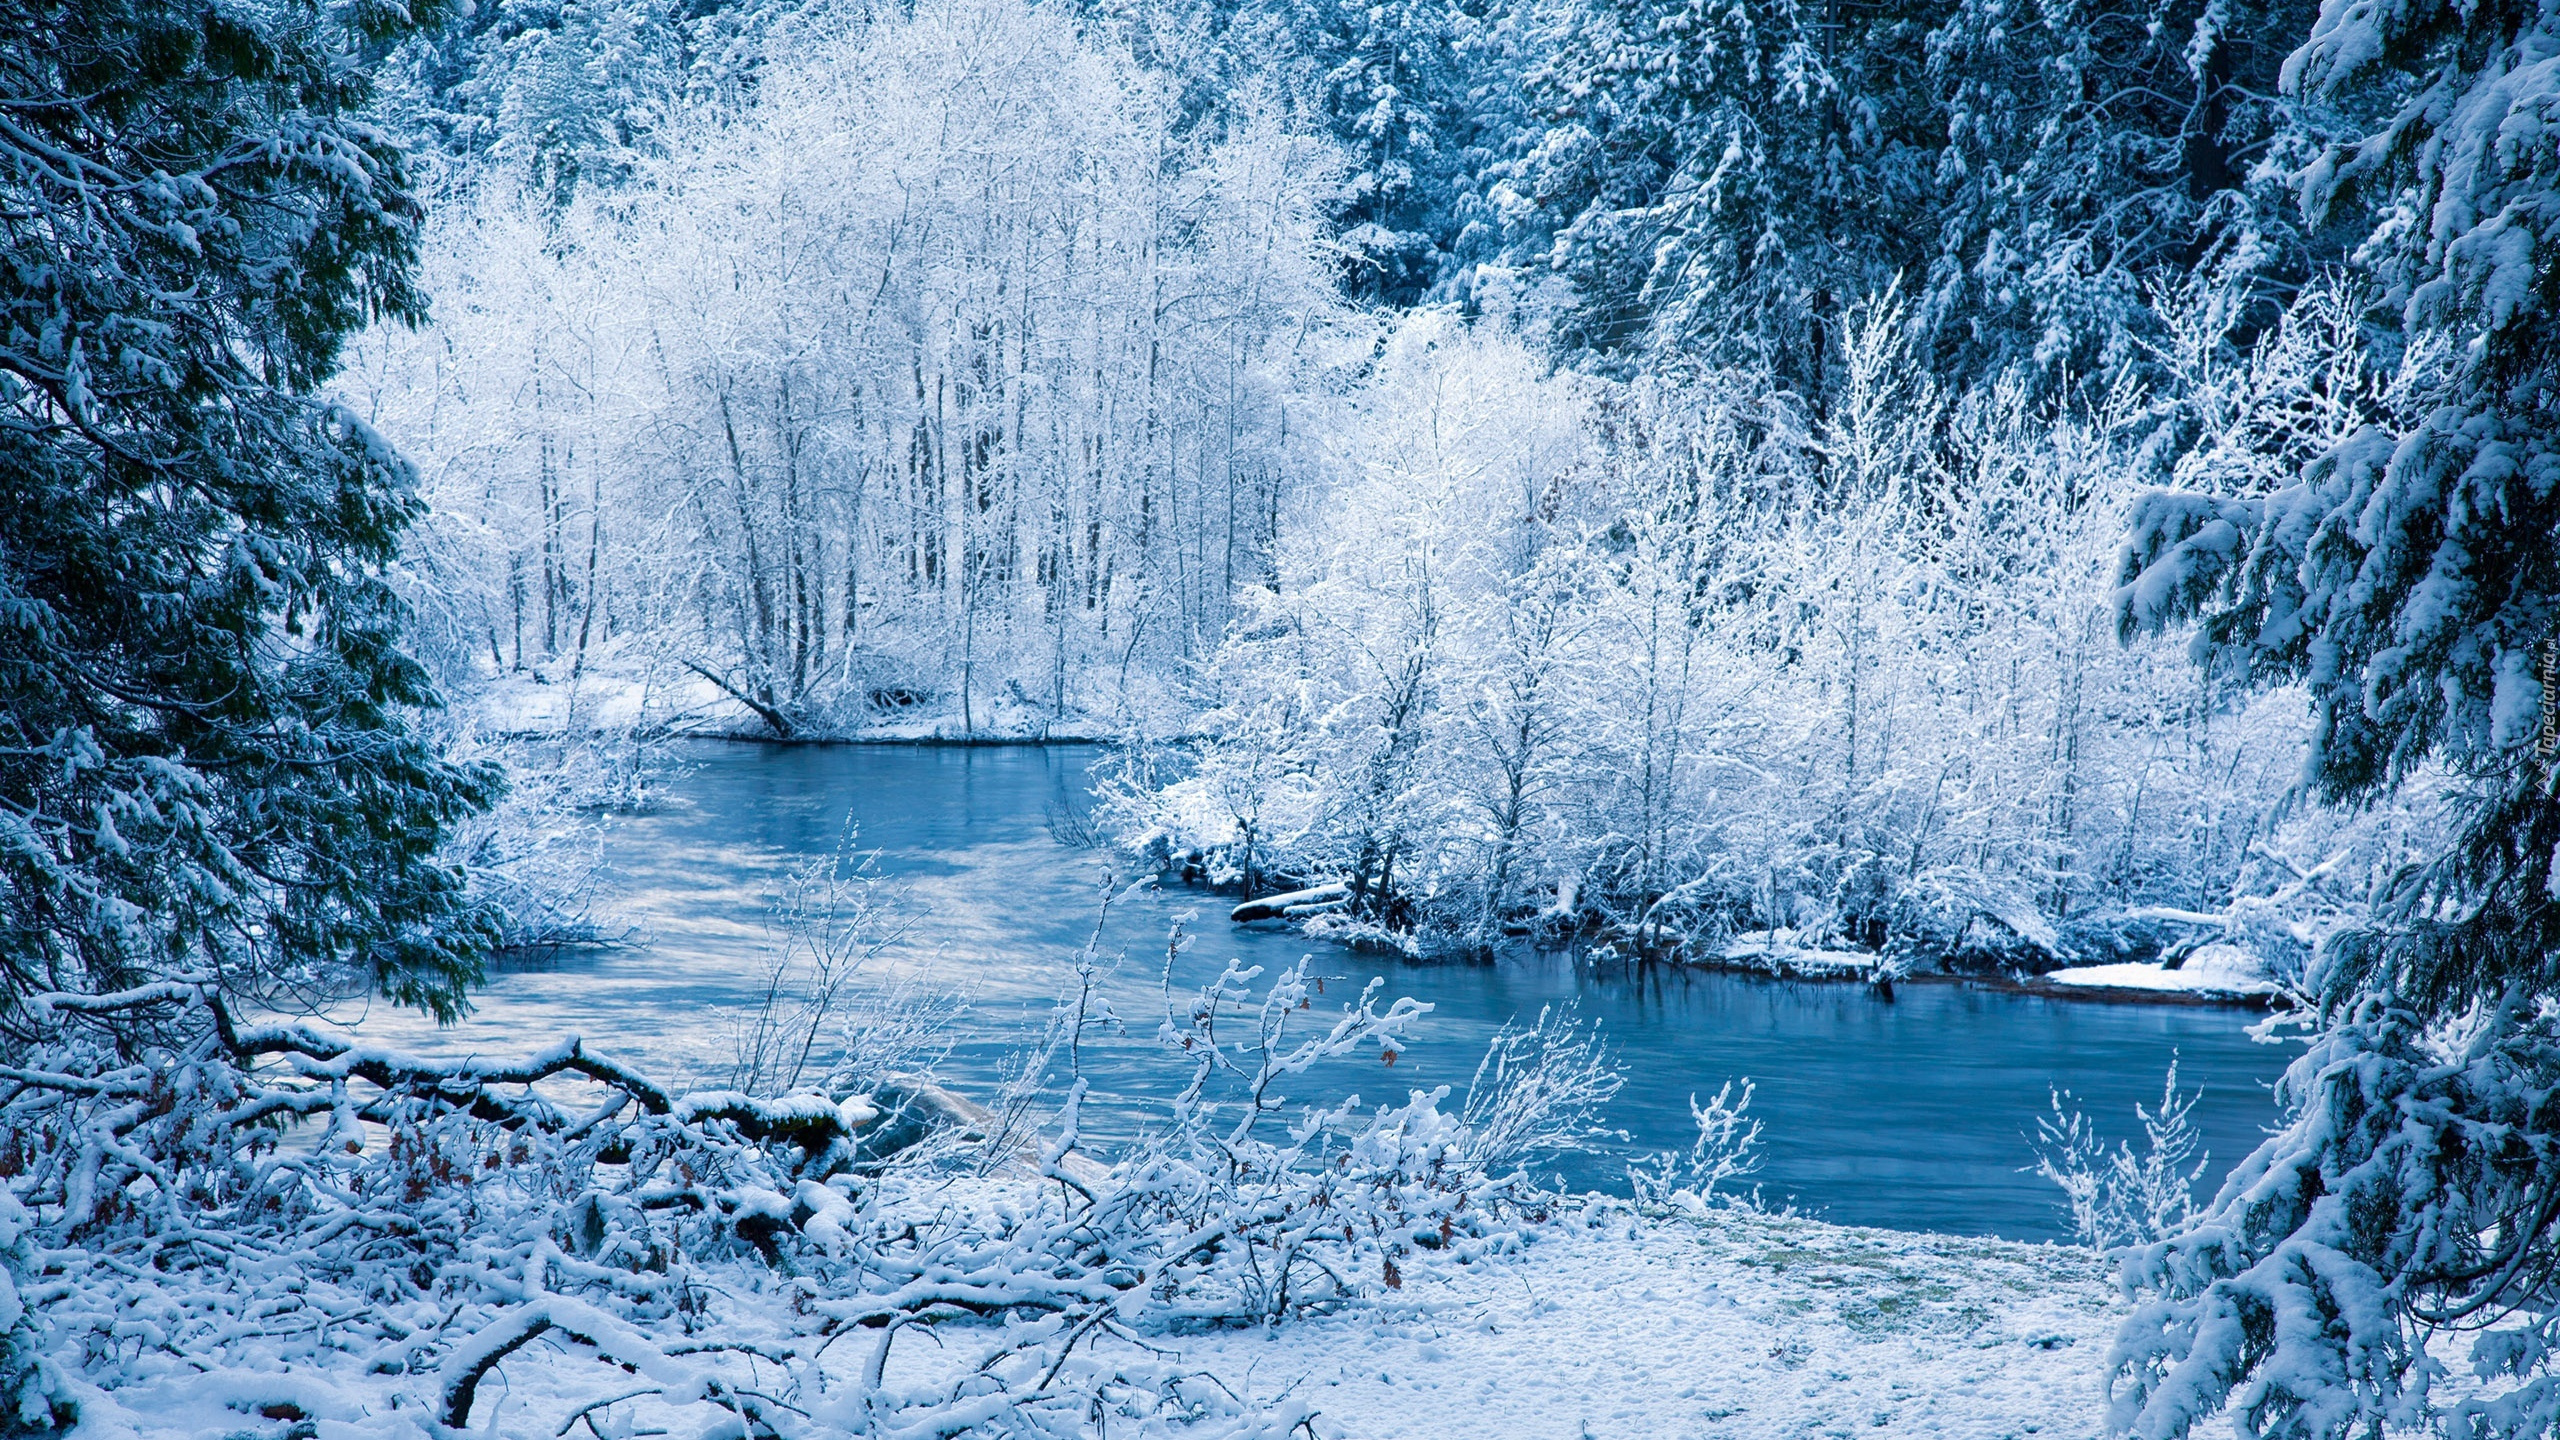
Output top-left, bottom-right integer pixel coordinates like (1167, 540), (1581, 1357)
(0, 0), (498, 1031)
(2109, 0), (2560, 1427)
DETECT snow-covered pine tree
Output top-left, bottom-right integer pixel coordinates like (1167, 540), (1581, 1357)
(1255, 0), (1481, 306)
(1921, 0), (2327, 381)
(0, 0), (500, 1027)
(1093, 0), (1507, 306)
(1499, 0), (1925, 387)
(0, 1190), (67, 1434)
(378, 0), (697, 205)
(2108, 0), (2560, 1427)
(1500, 0), (2333, 399)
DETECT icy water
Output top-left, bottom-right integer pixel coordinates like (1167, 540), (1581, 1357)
(343, 740), (2295, 1242)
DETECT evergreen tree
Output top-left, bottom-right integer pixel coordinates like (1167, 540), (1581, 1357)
(1921, 0), (2329, 378)
(2108, 0), (2560, 1426)
(0, 1190), (67, 1433)
(1252, 0), (1486, 306)
(1496, 0), (2329, 397)
(1095, 0), (1502, 307)
(1499, 0), (1930, 387)
(0, 0), (500, 1027)
(380, 0), (691, 204)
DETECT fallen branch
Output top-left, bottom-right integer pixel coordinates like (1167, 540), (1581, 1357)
(1231, 882), (1349, 924)
(681, 659), (795, 738)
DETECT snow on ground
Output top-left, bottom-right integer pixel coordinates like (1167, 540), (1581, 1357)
(2040, 944), (2281, 999)
(1717, 932), (1881, 979)
(62, 1201), (2121, 1440)
(457, 643), (1128, 743)
(1201, 1203), (2119, 1440)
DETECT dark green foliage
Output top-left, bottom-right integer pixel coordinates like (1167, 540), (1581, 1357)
(2105, 0), (2560, 1426)
(0, 0), (500, 1025)
(1087, 0), (1506, 308)
(1250, 0), (1491, 306)
(2116, 0), (2560, 1015)
(1498, 0), (2327, 397)
(0, 1191), (71, 1433)
(1500, 0), (1933, 383)
(380, 0), (693, 204)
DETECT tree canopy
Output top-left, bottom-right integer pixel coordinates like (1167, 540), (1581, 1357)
(0, 0), (499, 1027)
(2106, 0), (2560, 1425)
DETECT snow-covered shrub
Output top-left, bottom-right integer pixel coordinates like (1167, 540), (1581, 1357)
(1630, 1080), (1763, 1214)
(1113, 285), (2426, 968)
(439, 740), (634, 958)
(0, 943), (1533, 1436)
(2030, 1059), (2209, 1248)
(0, 1190), (70, 1434)
(1078, 951), (1515, 1317)
(411, 700), (703, 966)
(719, 838), (959, 1099)
(2119, 795), (2450, 991)
(1458, 1005), (1626, 1174)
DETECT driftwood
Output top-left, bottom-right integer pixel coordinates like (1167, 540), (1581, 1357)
(1230, 882), (1351, 924)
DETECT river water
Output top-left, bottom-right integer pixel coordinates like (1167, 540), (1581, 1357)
(340, 741), (2295, 1242)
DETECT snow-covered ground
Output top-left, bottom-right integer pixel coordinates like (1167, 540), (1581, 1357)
(456, 645), (1130, 743)
(1182, 1204), (2119, 1440)
(61, 1202), (2121, 1440)
(1716, 931), (1884, 979)
(2039, 944), (2283, 1000)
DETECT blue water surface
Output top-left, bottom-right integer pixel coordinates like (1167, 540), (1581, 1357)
(343, 740), (2296, 1242)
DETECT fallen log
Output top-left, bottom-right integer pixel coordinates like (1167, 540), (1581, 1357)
(1231, 882), (1350, 924)
(681, 658), (795, 738)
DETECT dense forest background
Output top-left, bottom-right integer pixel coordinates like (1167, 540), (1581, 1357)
(346, 0), (2467, 971)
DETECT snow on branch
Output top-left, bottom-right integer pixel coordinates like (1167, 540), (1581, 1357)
(0, 943), (1552, 1437)
(2113, 491), (2264, 639)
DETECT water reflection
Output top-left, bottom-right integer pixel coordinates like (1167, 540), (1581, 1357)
(340, 740), (2295, 1241)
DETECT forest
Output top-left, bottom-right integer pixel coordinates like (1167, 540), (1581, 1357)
(347, 0), (2455, 973)
(4, 0), (2559, 1430)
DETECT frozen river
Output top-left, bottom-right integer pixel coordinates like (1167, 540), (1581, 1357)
(343, 740), (2294, 1241)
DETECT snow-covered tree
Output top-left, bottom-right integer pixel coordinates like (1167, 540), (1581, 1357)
(1492, 0), (2331, 397)
(376, 0), (838, 203)
(1918, 0), (2329, 380)
(1109, 295), (2396, 970)
(350, 0), (1352, 737)
(2105, 0), (2560, 1425)
(1497, 0), (1891, 384)
(0, 1191), (68, 1432)
(1246, 0), (1487, 305)
(0, 0), (499, 1027)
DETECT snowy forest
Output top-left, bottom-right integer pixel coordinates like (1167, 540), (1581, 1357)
(344, 0), (2463, 976)
(6, 0), (2560, 1429)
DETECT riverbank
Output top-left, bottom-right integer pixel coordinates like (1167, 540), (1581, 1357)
(483, 707), (2292, 1017)
(462, 650), (1139, 745)
(1616, 942), (2294, 1008)
(1556, 936), (2286, 1010)
(412, 735), (2287, 1231)
(1587, 933), (2286, 1008)
(59, 1197), (2125, 1440)
(1220, 893), (2294, 1011)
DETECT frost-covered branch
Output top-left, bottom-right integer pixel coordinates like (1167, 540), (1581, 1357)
(1, 941), (1544, 1437)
